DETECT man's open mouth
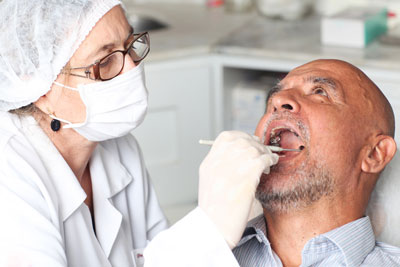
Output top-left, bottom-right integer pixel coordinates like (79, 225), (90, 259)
(266, 125), (305, 153)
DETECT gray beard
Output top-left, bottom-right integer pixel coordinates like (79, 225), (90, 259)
(255, 160), (334, 214)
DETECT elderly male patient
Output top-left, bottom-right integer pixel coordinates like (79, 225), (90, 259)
(233, 59), (400, 266)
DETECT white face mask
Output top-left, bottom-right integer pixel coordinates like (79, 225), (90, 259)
(51, 63), (148, 142)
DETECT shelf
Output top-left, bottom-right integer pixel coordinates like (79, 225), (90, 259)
(223, 66), (287, 132)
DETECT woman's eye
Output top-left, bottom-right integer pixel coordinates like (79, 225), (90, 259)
(313, 87), (328, 97)
(100, 58), (111, 67)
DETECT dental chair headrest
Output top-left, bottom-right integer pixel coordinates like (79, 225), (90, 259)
(367, 151), (400, 247)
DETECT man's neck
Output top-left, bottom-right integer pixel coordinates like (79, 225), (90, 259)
(264, 199), (363, 267)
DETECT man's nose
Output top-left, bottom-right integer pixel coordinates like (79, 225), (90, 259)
(270, 90), (301, 113)
(120, 53), (137, 74)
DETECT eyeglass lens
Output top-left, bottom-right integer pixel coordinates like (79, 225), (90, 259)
(99, 52), (124, 80)
(129, 34), (150, 62)
(98, 33), (150, 80)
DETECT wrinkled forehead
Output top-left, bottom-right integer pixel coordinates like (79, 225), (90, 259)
(281, 61), (369, 103)
(286, 61), (356, 83)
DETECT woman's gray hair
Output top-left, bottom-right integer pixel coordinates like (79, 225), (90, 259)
(9, 103), (39, 116)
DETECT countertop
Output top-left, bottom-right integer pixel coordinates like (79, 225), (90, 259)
(124, 3), (400, 71)
(124, 3), (253, 61)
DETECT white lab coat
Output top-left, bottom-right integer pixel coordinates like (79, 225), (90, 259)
(0, 111), (238, 267)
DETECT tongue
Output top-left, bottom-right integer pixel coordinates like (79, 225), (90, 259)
(279, 131), (303, 150)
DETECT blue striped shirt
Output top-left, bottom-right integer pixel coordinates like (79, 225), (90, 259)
(233, 215), (400, 266)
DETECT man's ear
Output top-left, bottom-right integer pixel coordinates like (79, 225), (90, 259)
(362, 135), (397, 173)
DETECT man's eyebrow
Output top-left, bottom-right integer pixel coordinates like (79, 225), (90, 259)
(307, 76), (340, 98)
(266, 82), (282, 103)
(307, 76), (337, 90)
(89, 26), (134, 60)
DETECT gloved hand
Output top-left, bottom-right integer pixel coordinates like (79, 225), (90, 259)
(198, 131), (279, 249)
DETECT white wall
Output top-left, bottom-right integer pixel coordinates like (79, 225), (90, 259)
(125, 0), (205, 4)
(317, 0), (400, 9)
(123, 0), (400, 15)
(125, 0), (399, 5)
(316, 0), (400, 18)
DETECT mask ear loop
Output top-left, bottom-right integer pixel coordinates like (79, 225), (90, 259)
(53, 81), (79, 91)
(49, 81), (79, 131)
(48, 112), (76, 131)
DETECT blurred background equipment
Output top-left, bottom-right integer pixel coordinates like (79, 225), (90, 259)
(225, 0), (253, 13)
(230, 75), (282, 134)
(254, 0), (314, 20)
(231, 81), (267, 134)
(321, 7), (388, 48)
(129, 14), (168, 32)
(380, 24), (400, 46)
(206, 0), (224, 7)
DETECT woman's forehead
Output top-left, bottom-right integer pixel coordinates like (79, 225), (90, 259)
(71, 5), (131, 63)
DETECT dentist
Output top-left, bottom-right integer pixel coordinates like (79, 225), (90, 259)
(0, 0), (277, 266)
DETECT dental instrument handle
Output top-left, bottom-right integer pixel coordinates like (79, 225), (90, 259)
(198, 139), (301, 152)
(269, 147), (302, 152)
(198, 140), (215, 146)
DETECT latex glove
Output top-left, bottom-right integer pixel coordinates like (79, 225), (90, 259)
(198, 131), (278, 249)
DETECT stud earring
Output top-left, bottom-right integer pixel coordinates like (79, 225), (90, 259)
(51, 118), (61, 132)
(47, 108), (61, 132)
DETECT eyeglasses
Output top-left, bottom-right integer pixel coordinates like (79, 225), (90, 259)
(63, 32), (150, 81)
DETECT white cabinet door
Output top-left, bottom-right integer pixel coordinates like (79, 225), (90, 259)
(131, 58), (214, 214)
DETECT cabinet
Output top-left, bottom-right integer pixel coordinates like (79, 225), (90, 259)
(221, 66), (287, 133)
(132, 56), (214, 223)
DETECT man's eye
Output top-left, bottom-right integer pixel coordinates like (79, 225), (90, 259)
(313, 87), (328, 97)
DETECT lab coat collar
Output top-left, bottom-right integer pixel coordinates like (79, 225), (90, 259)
(89, 141), (133, 257)
(21, 116), (134, 258)
(91, 141), (133, 198)
(18, 115), (86, 222)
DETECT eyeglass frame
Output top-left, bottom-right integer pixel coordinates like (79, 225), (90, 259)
(62, 31), (150, 81)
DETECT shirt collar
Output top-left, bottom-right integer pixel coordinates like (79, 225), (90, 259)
(237, 215), (375, 267)
(236, 215), (269, 247)
(321, 216), (375, 266)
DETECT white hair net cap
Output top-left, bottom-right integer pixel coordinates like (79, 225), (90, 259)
(0, 0), (122, 111)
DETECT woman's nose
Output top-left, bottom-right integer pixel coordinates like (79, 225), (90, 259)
(120, 53), (137, 74)
(270, 90), (301, 113)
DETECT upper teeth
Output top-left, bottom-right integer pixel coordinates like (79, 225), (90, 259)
(269, 127), (299, 146)
(270, 136), (280, 146)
